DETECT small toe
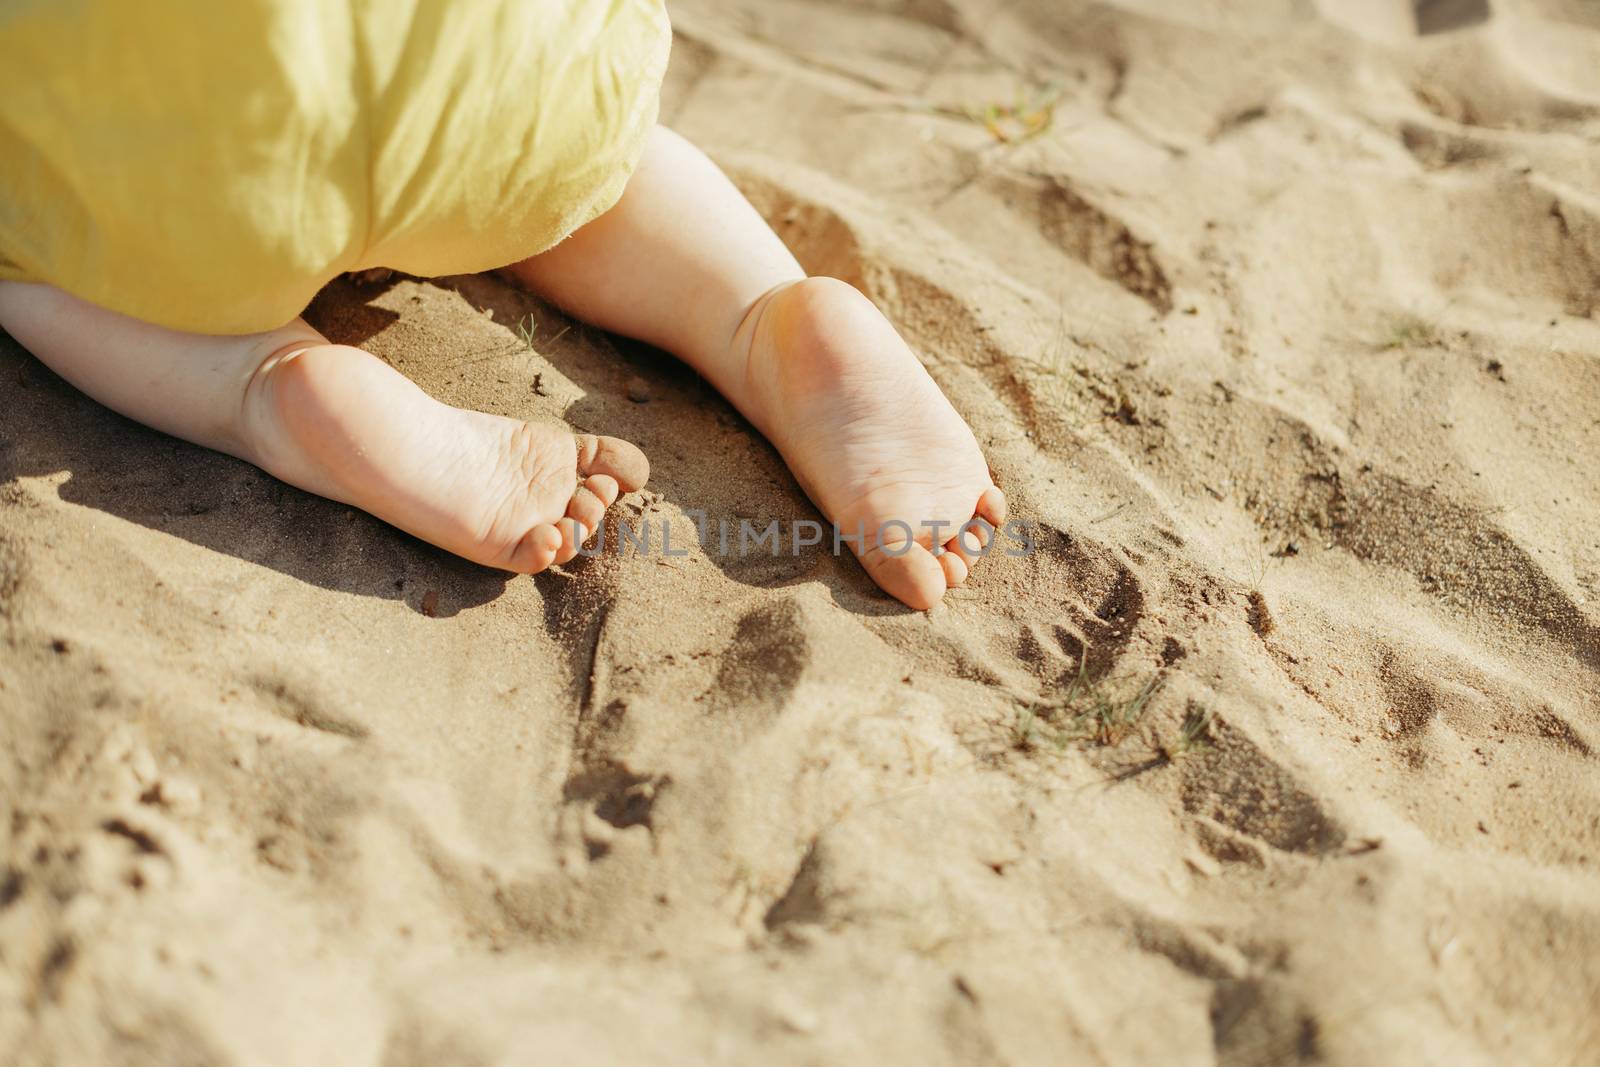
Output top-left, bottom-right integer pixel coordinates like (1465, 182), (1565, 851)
(949, 519), (994, 566)
(554, 517), (588, 565)
(575, 434), (649, 493)
(938, 548), (970, 588)
(565, 474), (618, 536)
(858, 538), (947, 611)
(581, 473), (620, 507)
(976, 485), (1007, 528)
(508, 522), (563, 573)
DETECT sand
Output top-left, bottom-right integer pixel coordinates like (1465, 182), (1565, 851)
(3, 1), (1598, 1063)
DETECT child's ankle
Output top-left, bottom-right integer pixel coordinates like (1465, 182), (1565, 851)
(233, 339), (347, 493)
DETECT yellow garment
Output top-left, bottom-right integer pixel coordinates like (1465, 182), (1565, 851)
(0, 0), (669, 335)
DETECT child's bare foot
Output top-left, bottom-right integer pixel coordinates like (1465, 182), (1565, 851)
(739, 277), (1006, 610)
(0, 283), (646, 578)
(505, 127), (1000, 607)
(242, 343), (648, 574)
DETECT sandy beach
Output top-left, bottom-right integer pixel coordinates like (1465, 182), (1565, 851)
(3, 1), (1598, 1063)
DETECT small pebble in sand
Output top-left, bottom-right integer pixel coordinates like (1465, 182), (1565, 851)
(154, 777), (202, 812)
(420, 589), (439, 617)
(626, 376), (652, 403)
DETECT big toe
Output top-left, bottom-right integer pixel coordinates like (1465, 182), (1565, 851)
(858, 539), (948, 611)
(977, 484), (1007, 527)
(576, 433), (649, 493)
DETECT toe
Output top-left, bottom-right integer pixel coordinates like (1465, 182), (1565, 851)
(582, 473), (620, 508)
(566, 474), (618, 536)
(949, 518), (995, 566)
(976, 485), (1008, 527)
(858, 537), (948, 611)
(938, 548), (969, 588)
(508, 522), (563, 573)
(575, 434), (649, 493)
(554, 517), (588, 565)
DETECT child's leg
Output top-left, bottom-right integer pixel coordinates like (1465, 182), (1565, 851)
(0, 281), (645, 572)
(508, 126), (1005, 610)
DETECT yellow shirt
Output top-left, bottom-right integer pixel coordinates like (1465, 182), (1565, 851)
(0, 0), (669, 335)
